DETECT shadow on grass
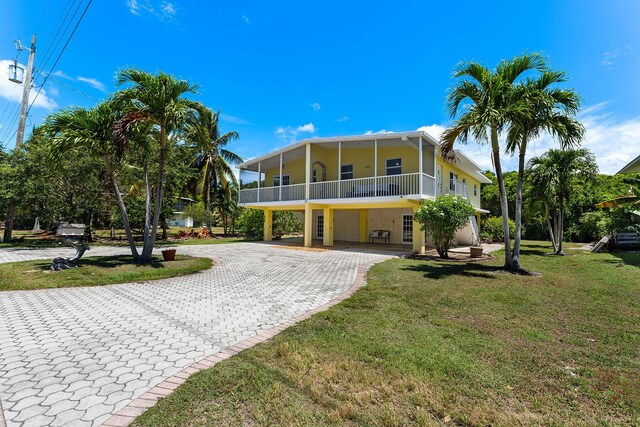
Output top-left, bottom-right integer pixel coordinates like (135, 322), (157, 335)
(402, 261), (500, 280)
(608, 251), (640, 268)
(30, 255), (167, 271)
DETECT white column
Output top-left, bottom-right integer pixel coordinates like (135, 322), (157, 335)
(418, 136), (423, 196)
(337, 140), (342, 198)
(374, 139), (378, 195)
(305, 143), (311, 200)
(257, 162), (261, 202)
(279, 153), (283, 201)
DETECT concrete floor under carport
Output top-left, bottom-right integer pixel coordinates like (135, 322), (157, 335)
(261, 201), (428, 254)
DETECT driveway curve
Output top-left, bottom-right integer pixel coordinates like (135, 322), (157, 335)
(0, 243), (394, 427)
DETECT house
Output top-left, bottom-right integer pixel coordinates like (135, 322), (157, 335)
(237, 131), (491, 253)
(169, 197), (194, 228)
(617, 154), (640, 174)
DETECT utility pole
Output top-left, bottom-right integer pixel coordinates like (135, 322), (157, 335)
(2, 34), (36, 243)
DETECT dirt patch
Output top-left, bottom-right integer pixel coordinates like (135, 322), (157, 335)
(409, 250), (495, 263)
(276, 245), (331, 253)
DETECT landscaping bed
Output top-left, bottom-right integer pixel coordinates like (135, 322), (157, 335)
(0, 254), (213, 291)
(133, 241), (639, 426)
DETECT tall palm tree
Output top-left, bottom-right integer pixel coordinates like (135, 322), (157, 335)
(527, 148), (598, 254)
(506, 71), (584, 268)
(441, 53), (547, 269)
(43, 101), (145, 259)
(187, 107), (241, 235)
(114, 69), (200, 262)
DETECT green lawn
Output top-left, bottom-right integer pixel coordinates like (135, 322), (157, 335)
(134, 241), (639, 427)
(0, 254), (212, 291)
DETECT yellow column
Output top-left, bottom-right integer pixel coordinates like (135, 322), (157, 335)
(359, 209), (368, 243)
(323, 208), (334, 246)
(263, 209), (272, 241)
(412, 207), (425, 254)
(304, 204), (313, 247)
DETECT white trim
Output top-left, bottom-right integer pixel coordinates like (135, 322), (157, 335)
(316, 214), (324, 239)
(338, 140), (342, 182)
(418, 136), (423, 195)
(402, 214), (413, 244)
(385, 158), (402, 176)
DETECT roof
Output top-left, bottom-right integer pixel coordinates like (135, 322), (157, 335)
(618, 154), (640, 174)
(237, 130), (492, 184)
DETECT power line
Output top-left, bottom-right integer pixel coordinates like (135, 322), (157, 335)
(45, 73), (99, 102)
(27, 0), (93, 127)
(36, 0), (82, 80)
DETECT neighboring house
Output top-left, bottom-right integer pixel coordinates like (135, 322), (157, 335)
(169, 197), (194, 228)
(617, 154), (640, 174)
(237, 131), (490, 253)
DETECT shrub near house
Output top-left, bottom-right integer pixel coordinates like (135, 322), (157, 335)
(415, 195), (475, 258)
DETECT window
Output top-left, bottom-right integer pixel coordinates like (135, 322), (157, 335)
(386, 158), (402, 176)
(402, 214), (413, 243)
(341, 164), (353, 180)
(316, 214), (324, 239)
(474, 184), (477, 196)
(312, 169), (317, 183)
(449, 172), (457, 191)
(273, 175), (290, 186)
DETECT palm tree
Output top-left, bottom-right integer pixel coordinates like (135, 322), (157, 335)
(527, 148), (598, 254)
(43, 101), (144, 259)
(186, 107), (241, 235)
(114, 69), (200, 262)
(441, 53), (547, 269)
(505, 71), (584, 268)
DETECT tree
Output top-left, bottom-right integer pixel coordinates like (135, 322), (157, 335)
(114, 69), (200, 262)
(414, 195), (476, 258)
(186, 107), (241, 234)
(43, 101), (143, 257)
(441, 53), (547, 269)
(237, 209), (302, 241)
(527, 148), (598, 254)
(506, 69), (584, 268)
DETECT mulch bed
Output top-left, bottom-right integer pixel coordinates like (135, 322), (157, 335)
(408, 250), (495, 263)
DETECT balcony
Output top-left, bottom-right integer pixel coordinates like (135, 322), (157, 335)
(238, 173), (436, 204)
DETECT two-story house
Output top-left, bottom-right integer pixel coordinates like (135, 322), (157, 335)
(237, 131), (490, 253)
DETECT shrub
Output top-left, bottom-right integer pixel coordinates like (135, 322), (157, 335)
(237, 209), (302, 241)
(481, 216), (515, 243)
(182, 202), (208, 226)
(414, 195), (475, 258)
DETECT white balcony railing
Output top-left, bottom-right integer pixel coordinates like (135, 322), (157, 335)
(239, 173), (436, 204)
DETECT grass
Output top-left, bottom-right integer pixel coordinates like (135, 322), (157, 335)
(0, 254), (213, 291)
(133, 241), (640, 427)
(0, 228), (244, 248)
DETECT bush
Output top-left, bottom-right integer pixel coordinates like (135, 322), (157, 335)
(414, 195), (475, 258)
(481, 216), (515, 243)
(237, 209), (302, 241)
(182, 202), (208, 227)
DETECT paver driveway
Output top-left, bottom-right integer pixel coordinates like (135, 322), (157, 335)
(0, 243), (394, 427)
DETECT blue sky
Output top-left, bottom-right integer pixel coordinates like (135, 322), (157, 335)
(1, 0), (639, 173)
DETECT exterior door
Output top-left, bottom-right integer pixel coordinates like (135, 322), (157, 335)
(316, 214), (324, 239)
(436, 165), (443, 195)
(402, 214), (413, 244)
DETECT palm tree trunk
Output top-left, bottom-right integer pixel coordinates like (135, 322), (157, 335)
(512, 139), (527, 269)
(142, 162), (151, 255)
(557, 194), (565, 255)
(205, 176), (213, 235)
(111, 174), (139, 260)
(491, 126), (513, 269)
(546, 216), (557, 252)
(142, 127), (167, 262)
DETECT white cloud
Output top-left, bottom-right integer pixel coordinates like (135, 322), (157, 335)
(417, 103), (640, 175)
(125, 0), (176, 21)
(52, 70), (72, 80)
(364, 129), (394, 135)
(219, 113), (252, 125)
(275, 122), (317, 141)
(296, 123), (316, 133)
(337, 115), (349, 123)
(0, 60), (58, 111)
(242, 15), (250, 24)
(47, 85), (60, 97)
(77, 76), (107, 92)
(417, 124), (445, 140)
(600, 47), (633, 67)
(309, 102), (321, 111)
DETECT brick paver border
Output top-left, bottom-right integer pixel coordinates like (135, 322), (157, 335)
(100, 258), (382, 426)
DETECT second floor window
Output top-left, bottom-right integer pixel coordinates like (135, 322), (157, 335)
(341, 164), (353, 180)
(474, 184), (477, 196)
(386, 158), (402, 175)
(450, 172), (457, 191)
(273, 175), (290, 186)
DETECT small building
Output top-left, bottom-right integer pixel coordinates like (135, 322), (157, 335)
(237, 131), (490, 253)
(617, 154), (640, 174)
(169, 197), (194, 228)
